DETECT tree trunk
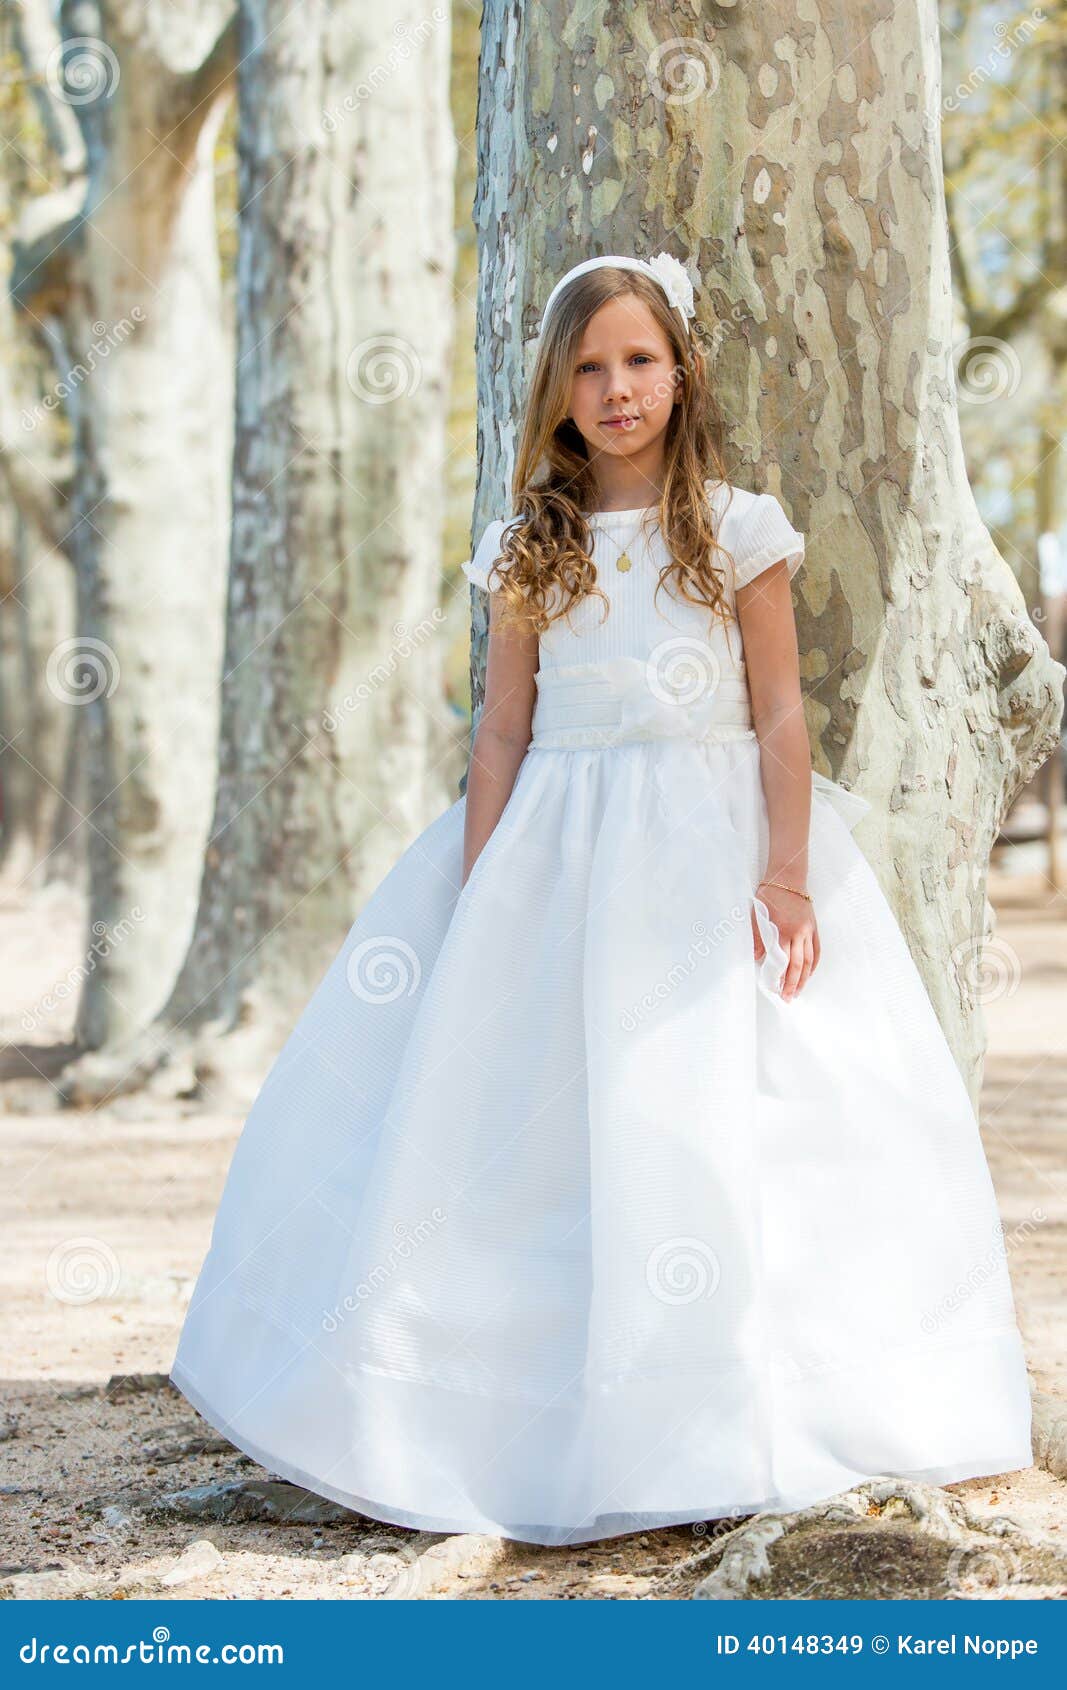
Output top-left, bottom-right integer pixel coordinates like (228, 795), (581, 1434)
(8, 0), (237, 1063)
(91, 0), (458, 1104)
(472, 0), (1065, 1100)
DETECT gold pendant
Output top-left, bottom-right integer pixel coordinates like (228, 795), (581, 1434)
(615, 552), (632, 572)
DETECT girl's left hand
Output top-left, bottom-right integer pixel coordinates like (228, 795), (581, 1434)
(751, 883), (820, 1000)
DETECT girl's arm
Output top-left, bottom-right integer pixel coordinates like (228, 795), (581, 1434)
(461, 591), (539, 886)
(735, 558), (818, 997)
(735, 557), (811, 886)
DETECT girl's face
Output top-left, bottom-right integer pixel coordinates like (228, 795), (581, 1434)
(566, 295), (682, 467)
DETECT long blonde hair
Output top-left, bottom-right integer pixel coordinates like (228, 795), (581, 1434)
(489, 264), (737, 635)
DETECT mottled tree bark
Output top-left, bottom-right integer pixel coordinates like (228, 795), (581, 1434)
(471, 0), (1064, 1096)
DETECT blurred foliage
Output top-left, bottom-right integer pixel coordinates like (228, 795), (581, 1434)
(214, 94), (238, 289)
(0, 10), (55, 220)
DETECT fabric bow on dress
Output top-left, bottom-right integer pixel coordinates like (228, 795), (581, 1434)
(615, 673), (743, 744)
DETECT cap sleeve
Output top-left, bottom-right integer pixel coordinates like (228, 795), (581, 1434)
(732, 493), (804, 590)
(461, 518), (509, 592)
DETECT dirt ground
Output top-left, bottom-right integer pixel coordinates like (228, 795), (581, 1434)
(1, 848), (1064, 1600)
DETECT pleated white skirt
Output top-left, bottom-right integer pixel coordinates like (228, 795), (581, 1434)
(171, 734), (1033, 1545)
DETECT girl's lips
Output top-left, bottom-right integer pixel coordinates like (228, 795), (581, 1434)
(602, 417), (636, 428)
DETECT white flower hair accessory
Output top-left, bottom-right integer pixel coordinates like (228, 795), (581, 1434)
(537, 250), (699, 339)
(645, 252), (695, 324)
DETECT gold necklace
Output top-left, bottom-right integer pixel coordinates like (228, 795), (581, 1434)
(594, 518), (644, 572)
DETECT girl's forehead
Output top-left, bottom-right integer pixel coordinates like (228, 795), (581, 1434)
(575, 295), (671, 353)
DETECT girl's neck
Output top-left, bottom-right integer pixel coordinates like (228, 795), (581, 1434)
(589, 460), (667, 513)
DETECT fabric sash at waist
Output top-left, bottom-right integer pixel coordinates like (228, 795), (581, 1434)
(529, 656), (755, 750)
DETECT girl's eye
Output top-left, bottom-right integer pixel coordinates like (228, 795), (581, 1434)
(577, 355), (653, 373)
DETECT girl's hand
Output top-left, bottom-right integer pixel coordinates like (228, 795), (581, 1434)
(751, 882), (820, 1000)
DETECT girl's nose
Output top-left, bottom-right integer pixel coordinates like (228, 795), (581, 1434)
(604, 371), (633, 402)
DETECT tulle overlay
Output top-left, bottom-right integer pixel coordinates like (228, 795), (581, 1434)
(172, 484), (1032, 1545)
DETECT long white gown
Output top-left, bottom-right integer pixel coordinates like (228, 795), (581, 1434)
(171, 478), (1034, 1547)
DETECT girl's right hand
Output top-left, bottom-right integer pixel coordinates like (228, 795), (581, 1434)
(751, 885), (820, 1000)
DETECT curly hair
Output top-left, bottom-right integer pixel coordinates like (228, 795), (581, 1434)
(487, 263), (737, 638)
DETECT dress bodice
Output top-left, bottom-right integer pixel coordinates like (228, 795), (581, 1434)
(462, 479), (805, 750)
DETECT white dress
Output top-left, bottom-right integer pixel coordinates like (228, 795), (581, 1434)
(171, 478), (1033, 1547)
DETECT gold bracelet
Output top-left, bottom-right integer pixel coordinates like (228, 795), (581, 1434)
(758, 877), (813, 903)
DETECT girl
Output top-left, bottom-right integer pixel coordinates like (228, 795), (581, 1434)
(172, 251), (1033, 1549)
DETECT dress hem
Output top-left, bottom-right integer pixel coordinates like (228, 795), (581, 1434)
(169, 1355), (1035, 1552)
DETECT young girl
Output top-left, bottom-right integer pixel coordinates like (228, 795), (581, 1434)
(171, 251), (1033, 1549)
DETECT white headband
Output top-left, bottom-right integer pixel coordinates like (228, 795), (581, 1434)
(538, 251), (697, 339)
